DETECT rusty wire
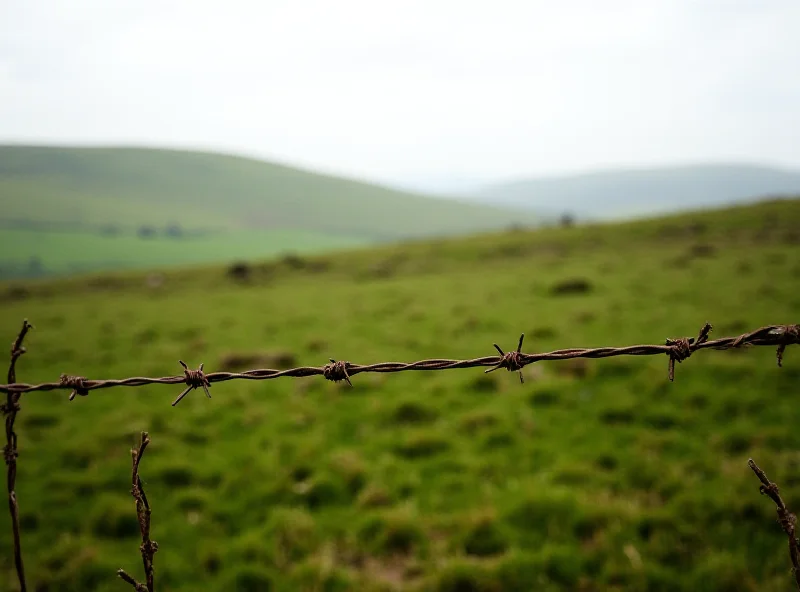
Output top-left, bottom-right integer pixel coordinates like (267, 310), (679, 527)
(0, 322), (796, 407)
(2, 319), (32, 592)
(118, 431), (158, 592)
(748, 458), (800, 590)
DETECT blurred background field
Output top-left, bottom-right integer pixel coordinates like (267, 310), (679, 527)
(1, 198), (799, 591)
(0, 227), (372, 278)
(2, 145), (800, 280)
(0, 145), (540, 279)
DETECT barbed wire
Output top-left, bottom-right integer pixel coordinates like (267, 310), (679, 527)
(1, 322), (797, 407)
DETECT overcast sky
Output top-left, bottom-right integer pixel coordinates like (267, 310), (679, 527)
(1, 0), (799, 190)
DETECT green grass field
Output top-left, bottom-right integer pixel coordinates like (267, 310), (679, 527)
(1, 198), (799, 591)
(0, 228), (372, 278)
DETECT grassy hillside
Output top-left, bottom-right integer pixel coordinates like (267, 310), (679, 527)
(0, 145), (536, 238)
(470, 163), (800, 220)
(0, 145), (538, 279)
(1, 198), (799, 591)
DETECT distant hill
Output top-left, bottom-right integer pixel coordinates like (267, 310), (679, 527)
(466, 164), (800, 221)
(0, 145), (537, 240)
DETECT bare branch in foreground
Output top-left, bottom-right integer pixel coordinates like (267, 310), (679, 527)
(748, 458), (800, 590)
(3, 319), (32, 592)
(118, 431), (158, 592)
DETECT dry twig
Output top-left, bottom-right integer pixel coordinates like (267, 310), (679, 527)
(3, 319), (32, 592)
(748, 458), (800, 589)
(118, 431), (158, 592)
(0, 323), (796, 406)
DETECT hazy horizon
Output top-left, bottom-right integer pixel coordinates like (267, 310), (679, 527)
(3, 140), (800, 199)
(2, 0), (800, 192)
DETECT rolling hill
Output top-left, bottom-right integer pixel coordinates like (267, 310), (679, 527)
(466, 163), (800, 221)
(0, 145), (537, 238)
(0, 145), (538, 279)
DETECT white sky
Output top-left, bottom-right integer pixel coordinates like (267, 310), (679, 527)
(1, 0), (799, 188)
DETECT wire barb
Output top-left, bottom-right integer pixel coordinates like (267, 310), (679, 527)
(4, 318), (32, 592)
(485, 333), (526, 383)
(774, 324), (800, 368)
(665, 323), (712, 382)
(118, 431), (158, 592)
(748, 458), (800, 590)
(61, 374), (89, 401)
(324, 358), (353, 386)
(171, 360), (211, 407)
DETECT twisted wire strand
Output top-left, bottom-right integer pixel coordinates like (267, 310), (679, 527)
(0, 323), (796, 405)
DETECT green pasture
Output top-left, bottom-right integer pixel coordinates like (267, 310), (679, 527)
(0, 228), (371, 278)
(0, 198), (799, 591)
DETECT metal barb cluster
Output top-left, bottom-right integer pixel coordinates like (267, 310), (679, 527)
(171, 361), (211, 407)
(776, 324), (800, 368)
(324, 358), (353, 386)
(748, 458), (800, 590)
(118, 431), (158, 592)
(0, 323), (797, 403)
(486, 333), (526, 383)
(60, 374), (89, 400)
(665, 322), (713, 382)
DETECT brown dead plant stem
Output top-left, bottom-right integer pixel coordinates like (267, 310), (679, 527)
(118, 431), (158, 592)
(3, 319), (32, 592)
(748, 458), (800, 590)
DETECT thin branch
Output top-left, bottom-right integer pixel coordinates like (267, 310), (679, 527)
(3, 319), (32, 592)
(118, 431), (158, 592)
(748, 458), (800, 590)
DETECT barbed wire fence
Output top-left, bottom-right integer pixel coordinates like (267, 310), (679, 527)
(1, 318), (799, 590)
(3, 322), (798, 401)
